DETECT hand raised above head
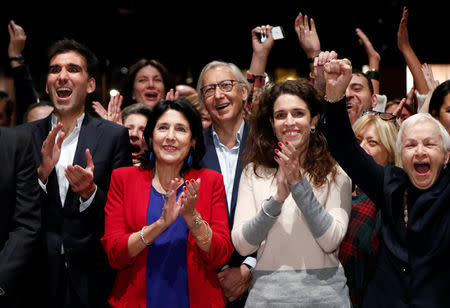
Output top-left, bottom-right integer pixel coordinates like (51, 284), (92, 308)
(294, 12), (321, 59)
(251, 25), (275, 56)
(8, 20), (26, 58)
(324, 58), (353, 102)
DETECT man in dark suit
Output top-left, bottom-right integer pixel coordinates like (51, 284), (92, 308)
(0, 127), (40, 308)
(18, 39), (131, 308)
(197, 60), (254, 307)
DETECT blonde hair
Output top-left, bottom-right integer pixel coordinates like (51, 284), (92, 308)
(353, 114), (400, 166)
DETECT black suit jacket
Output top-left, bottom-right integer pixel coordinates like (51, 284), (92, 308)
(18, 113), (132, 307)
(200, 120), (252, 267)
(0, 127), (40, 308)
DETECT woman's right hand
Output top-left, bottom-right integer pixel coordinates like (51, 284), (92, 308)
(158, 178), (183, 228)
(274, 166), (290, 203)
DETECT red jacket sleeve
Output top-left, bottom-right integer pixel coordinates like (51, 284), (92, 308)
(101, 168), (135, 270)
(196, 171), (234, 270)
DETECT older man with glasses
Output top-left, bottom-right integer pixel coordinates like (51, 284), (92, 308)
(196, 60), (254, 307)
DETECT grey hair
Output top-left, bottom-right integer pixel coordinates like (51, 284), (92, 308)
(396, 112), (450, 153)
(196, 60), (250, 107)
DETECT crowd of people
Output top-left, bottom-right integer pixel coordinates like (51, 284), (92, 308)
(1, 6), (449, 308)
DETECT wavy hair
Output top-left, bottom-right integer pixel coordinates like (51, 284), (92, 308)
(243, 78), (336, 187)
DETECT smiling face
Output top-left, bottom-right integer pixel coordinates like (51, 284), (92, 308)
(401, 120), (449, 190)
(124, 113), (148, 165)
(345, 73), (377, 125)
(202, 66), (247, 126)
(271, 94), (318, 156)
(132, 65), (165, 107)
(46, 51), (95, 117)
(152, 109), (195, 168)
(357, 122), (390, 166)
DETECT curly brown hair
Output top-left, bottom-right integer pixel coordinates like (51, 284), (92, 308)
(242, 78), (337, 187)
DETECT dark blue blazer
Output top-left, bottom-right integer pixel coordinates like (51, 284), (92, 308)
(0, 128), (40, 308)
(18, 113), (132, 307)
(200, 120), (251, 267)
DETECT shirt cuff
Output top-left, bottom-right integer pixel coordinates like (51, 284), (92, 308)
(247, 72), (267, 88)
(79, 185), (97, 212)
(38, 178), (48, 193)
(243, 257), (257, 269)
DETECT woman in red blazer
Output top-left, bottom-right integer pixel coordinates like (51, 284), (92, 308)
(102, 99), (234, 308)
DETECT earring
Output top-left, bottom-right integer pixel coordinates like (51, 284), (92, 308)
(310, 127), (316, 134)
(187, 147), (194, 168)
(149, 151), (155, 164)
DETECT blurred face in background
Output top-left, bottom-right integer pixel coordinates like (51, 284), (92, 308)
(133, 65), (165, 107)
(124, 113), (148, 165)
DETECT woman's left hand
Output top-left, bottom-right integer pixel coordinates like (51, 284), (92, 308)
(180, 178), (201, 218)
(275, 141), (302, 185)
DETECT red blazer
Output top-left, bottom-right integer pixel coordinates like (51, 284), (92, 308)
(101, 166), (234, 308)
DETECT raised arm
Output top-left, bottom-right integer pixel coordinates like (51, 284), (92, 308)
(356, 28), (381, 94)
(322, 58), (386, 208)
(295, 12), (321, 73)
(397, 7), (428, 95)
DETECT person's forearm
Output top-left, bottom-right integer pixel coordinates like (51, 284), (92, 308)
(128, 220), (166, 258)
(401, 47), (428, 94)
(248, 51), (269, 76)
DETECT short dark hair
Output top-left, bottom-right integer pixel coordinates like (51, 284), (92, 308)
(23, 100), (54, 123)
(122, 103), (153, 123)
(47, 38), (99, 80)
(141, 99), (205, 173)
(122, 58), (173, 107)
(352, 69), (374, 96)
(0, 91), (15, 120)
(429, 80), (450, 117)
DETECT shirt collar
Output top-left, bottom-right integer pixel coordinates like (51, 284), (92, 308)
(212, 119), (245, 147)
(51, 113), (85, 129)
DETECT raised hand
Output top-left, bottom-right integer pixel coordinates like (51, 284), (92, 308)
(8, 20), (26, 58)
(92, 94), (123, 125)
(38, 123), (65, 183)
(356, 28), (380, 67)
(294, 12), (321, 59)
(324, 58), (353, 102)
(65, 149), (96, 201)
(421, 63), (440, 93)
(312, 50), (338, 93)
(397, 7), (410, 52)
(251, 25), (275, 57)
(165, 88), (179, 101)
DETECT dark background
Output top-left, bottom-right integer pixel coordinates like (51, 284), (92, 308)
(0, 1), (448, 103)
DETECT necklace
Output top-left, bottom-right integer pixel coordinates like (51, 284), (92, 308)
(153, 177), (170, 201)
(403, 189), (408, 228)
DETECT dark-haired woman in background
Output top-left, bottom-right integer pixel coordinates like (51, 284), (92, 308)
(428, 80), (450, 134)
(102, 99), (233, 307)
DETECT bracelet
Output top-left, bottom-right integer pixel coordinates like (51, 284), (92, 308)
(366, 69), (380, 81)
(324, 94), (346, 103)
(195, 221), (212, 245)
(189, 212), (203, 230)
(9, 55), (25, 65)
(140, 226), (152, 246)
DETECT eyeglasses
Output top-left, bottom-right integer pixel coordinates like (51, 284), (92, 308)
(201, 80), (240, 98)
(362, 110), (396, 121)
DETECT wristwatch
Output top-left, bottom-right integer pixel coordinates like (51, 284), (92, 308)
(9, 55), (25, 65)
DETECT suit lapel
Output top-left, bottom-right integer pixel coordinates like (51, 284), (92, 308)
(201, 126), (221, 173)
(229, 120), (249, 224)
